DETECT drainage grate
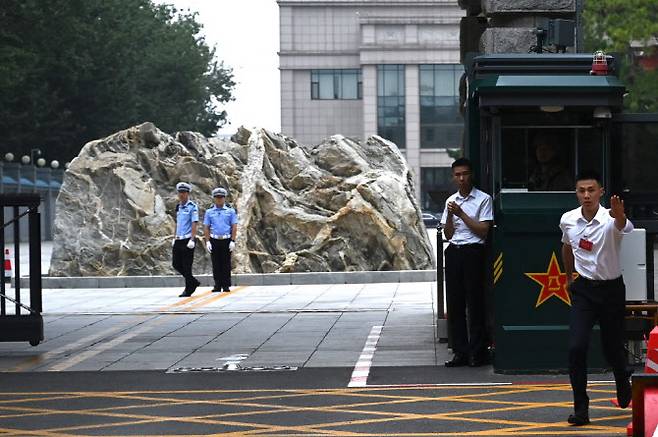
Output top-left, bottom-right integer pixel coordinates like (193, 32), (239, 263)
(169, 364), (298, 373)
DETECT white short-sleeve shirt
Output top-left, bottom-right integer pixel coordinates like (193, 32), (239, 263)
(440, 187), (494, 245)
(559, 204), (634, 280)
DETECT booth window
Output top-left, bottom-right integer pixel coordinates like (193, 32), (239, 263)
(377, 65), (406, 148)
(500, 127), (604, 192)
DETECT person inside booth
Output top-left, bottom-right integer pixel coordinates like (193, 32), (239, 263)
(527, 132), (573, 191)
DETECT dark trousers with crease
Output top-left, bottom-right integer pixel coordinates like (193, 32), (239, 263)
(568, 276), (628, 416)
(444, 243), (486, 358)
(172, 238), (196, 291)
(210, 238), (232, 290)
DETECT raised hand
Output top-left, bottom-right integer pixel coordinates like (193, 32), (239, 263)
(609, 195), (625, 219)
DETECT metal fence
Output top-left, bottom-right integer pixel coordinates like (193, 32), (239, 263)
(0, 194), (43, 346)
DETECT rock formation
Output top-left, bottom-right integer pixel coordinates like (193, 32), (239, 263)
(49, 123), (435, 276)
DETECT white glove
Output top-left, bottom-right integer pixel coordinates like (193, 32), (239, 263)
(186, 239), (195, 249)
(228, 241), (235, 252)
(206, 241), (213, 253)
(171, 238), (175, 247)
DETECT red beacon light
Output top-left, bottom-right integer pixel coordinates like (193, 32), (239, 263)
(590, 50), (609, 75)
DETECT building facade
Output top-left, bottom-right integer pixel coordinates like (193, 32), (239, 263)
(278, 0), (465, 213)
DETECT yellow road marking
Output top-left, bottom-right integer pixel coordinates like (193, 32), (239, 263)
(185, 286), (245, 311)
(0, 384), (630, 436)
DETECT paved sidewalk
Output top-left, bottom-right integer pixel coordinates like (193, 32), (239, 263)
(0, 282), (448, 372)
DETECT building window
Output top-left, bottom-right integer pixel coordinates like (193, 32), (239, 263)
(377, 65), (405, 148)
(311, 69), (362, 100)
(421, 167), (453, 213)
(419, 64), (464, 149)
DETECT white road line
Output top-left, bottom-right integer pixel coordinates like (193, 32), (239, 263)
(348, 325), (382, 388)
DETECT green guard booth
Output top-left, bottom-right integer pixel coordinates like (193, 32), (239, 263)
(465, 54), (627, 373)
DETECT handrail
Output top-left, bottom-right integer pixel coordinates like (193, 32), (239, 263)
(1, 206), (37, 230)
(0, 292), (36, 314)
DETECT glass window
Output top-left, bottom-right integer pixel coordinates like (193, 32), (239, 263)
(421, 167), (453, 213)
(500, 127), (598, 191)
(419, 64), (464, 149)
(377, 65), (405, 148)
(311, 69), (362, 100)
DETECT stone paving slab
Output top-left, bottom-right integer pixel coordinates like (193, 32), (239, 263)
(0, 281), (440, 373)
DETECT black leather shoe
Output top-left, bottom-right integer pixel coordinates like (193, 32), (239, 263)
(445, 355), (468, 367)
(222, 288), (231, 293)
(567, 414), (590, 426)
(179, 289), (193, 297)
(212, 286), (222, 292)
(616, 371), (632, 408)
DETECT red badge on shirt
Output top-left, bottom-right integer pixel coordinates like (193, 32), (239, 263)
(579, 238), (593, 251)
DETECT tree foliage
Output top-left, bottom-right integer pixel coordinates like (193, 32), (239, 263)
(583, 0), (658, 112)
(0, 0), (235, 162)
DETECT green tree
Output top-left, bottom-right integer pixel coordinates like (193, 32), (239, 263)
(0, 0), (235, 162)
(583, 0), (658, 112)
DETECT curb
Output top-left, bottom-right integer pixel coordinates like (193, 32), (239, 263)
(22, 270), (437, 289)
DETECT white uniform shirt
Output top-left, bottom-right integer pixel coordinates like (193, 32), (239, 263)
(440, 187), (494, 245)
(559, 204), (634, 280)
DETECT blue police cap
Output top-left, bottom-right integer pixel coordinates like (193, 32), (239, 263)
(176, 182), (191, 192)
(212, 187), (227, 197)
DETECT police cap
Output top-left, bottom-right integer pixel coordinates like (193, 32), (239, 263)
(212, 187), (227, 197)
(176, 182), (191, 192)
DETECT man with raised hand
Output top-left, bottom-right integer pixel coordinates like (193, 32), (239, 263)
(560, 170), (633, 426)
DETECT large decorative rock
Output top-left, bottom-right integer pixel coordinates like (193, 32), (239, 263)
(49, 123), (434, 276)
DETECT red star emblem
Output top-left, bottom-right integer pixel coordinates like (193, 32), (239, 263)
(525, 252), (574, 307)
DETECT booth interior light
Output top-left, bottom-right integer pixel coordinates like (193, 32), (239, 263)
(593, 106), (612, 119)
(539, 105), (564, 113)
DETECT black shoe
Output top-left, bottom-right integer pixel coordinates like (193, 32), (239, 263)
(567, 414), (590, 426)
(212, 286), (222, 292)
(445, 354), (468, 368)
(189, 278), (199, 293)
(179, 289), (193, 297)
(616, 371), (632, 408)
(222, 288), (230, 293)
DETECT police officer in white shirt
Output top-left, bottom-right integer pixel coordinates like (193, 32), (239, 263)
(441, 158), (494, 368)
(203, 187), (238, 292)
(173, 182), (200, 297)
(559, 170), (633, 426)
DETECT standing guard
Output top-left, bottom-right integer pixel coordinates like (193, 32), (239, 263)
(172, 182), (200, 297)
(203, 187), (238, 292)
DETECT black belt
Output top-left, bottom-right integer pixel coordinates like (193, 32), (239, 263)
(449, 243), (484, 250)
(577, 276), (622, 287)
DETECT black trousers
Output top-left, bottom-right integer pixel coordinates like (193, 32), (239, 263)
(172, 238), (196, 291)
(444, 244), (486, 358)
(568, 276), (628, 416)
(210, 238), (232, 290)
